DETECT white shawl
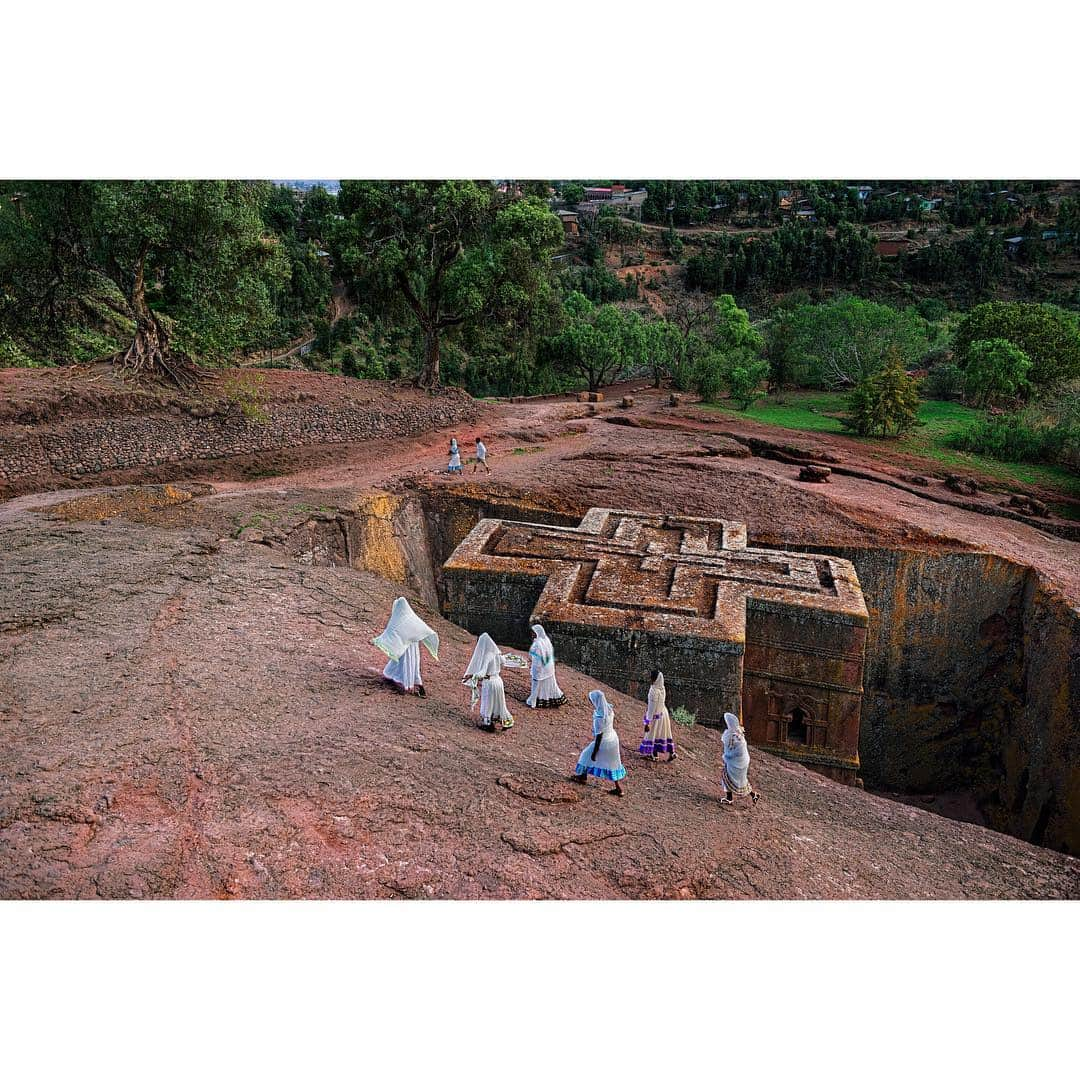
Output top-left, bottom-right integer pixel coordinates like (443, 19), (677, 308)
(722, 711), (750, 787)
(463, 632), (502, 708)
(589, 689), (614, 736)
(372, 597), (440, 662)
(529, 624), (554, 672)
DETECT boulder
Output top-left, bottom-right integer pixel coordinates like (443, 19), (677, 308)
(1006, 494), (1050, 518)
(945, 474), (980, 496)
(619, 396), (634, 409)
(798, 465), (832, 483)
(669, 393), (682, 407)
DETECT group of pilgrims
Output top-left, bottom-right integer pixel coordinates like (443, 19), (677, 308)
(372, 595), (760, 806)
(447, 436), (490, 475)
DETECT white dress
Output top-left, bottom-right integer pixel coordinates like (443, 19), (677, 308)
(576, 695), (626, 781)
(526, 628), (565, 708)
(479, 660), (514, 730)
(373, 597), (438, 692)
(448, 442), (462, 472)
(383, 642), (421, 690)
(463, 632), (514, 730)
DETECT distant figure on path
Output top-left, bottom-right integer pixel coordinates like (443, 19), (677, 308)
(472, 438), (491, 473)
(372, 596), (439, 698)
(448, 437), (462, 474)
(462, 632), (514, 731)
(525, 624), (566, 708)
(719, 712), (760, 807)
(638, 669), (676, 761)
(573, 690), (626, 796)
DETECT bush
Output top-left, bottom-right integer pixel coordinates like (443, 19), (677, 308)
(946, 413), (1073, 464)
(726, 353), (770, 410)
(693, 351), (727, 403)
(963, 338), (1032, 407)
(953, 301), (1080, 391)
(922, 361), (966, 401)
(671, 706), (696, 727)
(0, 337), (49, 368)
(916, 297), (949, 323)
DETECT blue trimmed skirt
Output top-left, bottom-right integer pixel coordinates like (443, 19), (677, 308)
(575, 762), (627, 782)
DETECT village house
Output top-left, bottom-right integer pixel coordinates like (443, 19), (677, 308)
(577, 188), (648, 221)
(874, 238), (911, 258)
(555, 210), (579, 237)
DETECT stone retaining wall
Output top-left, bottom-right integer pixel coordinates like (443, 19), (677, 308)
(0, 393), (479, 496)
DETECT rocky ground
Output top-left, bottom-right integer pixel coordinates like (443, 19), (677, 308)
(1, 374), (1078, 899)
(2, 504), (1076, 899)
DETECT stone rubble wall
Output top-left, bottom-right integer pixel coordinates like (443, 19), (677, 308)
(0, 393), (479, 497)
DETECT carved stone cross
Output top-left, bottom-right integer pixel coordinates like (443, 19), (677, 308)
(443, 508), (868, 783)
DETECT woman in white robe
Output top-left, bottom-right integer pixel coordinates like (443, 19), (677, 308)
(719, 711), (760, 806)
(573, 690), (626, 795)
(525, 624), (565, 708)
(462, 633), (514, 731)
(372, 596), (439, 697)
(638, 669), (676, 761)
(447, 438), (462, 474)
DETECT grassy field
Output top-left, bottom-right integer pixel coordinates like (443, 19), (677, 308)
(704, 391), (1080, 508)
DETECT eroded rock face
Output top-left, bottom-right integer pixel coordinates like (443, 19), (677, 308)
(442, 508), (868, 783)
(779, 542), (1080, 854)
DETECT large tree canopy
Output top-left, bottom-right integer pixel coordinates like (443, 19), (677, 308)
(953, 301), (1080, 391)
(1, 180), (292, 383)
(333, 181), (563, 387)
(774, 295), (931, 389)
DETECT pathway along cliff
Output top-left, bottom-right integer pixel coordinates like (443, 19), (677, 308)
(0, 371), (1077, 898)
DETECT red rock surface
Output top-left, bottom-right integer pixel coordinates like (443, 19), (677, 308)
(1, 501), (1076, 899)
(2, 377), (1078, 897)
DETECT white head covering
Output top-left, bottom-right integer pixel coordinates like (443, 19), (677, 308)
(652, 670), (666, 693)
(530, 624), (553, 661)
(464, 632), (501, 680)
(722, 711), (750, 785)
(372, 597), (439, 662)
(589, 689), (613, 733)
(450, 438), (458, 451)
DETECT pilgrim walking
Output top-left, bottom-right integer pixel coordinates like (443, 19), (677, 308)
(447, 437), (462, 474)
(472, 438), (490, 473)
(638, 669), (676, 761)
(525, 624), (566, 708)
(462, 632), (514, 731)
(719, 712), (760, 806)
(372, 596), (439, 697)
(573, 690), (626, 796)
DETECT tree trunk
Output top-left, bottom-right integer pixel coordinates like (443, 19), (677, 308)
(416, 327), (441, 390)
(113, 255), (198, 388)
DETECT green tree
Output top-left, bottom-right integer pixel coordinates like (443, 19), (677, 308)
(643, 318), (681, 388)
(300, 185), (336, 242)
(724, 351), (770, 409)
(89, 180), (289, 382)
(963, 338), (1032, 407)
(335, 181), (562, 387)
(561, 183), (585, 207)
(1057, 196), (1080, 256)
(543, 293), (634, 391)
(708, 293), (763, 353)
(784, 296), (930, 388)
(846, 353), (922, 437)
(953, 301), (1080, 392)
